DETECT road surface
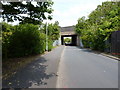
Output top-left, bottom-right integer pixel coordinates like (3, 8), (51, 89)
(57, 46), (118, 88)
(2, 45), (118, 88)
(2, 45), (64, 88)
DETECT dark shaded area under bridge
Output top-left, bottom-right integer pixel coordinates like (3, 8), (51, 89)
(61, 35), (77, 46)
(60, 26), (80, 46)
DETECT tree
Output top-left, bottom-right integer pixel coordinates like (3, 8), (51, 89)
(75, 16), (86, 35)
(2, 23), (46, 58)
(64, 38), (71, 44)
(40, 21), (60, 41)
(49, 21), (60, 40)
(2, 22), (14, 59)
(39, 21), (60, 51)
(1, 1), (53, 24)
(75, 1), (120, 51)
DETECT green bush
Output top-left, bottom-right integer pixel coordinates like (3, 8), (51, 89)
(48, 39), (53, 51)
(75, 1), (119, 52)
(2, 23), (55, 59)
(9, 24), (46, 57)
(2, 22), (14, 59)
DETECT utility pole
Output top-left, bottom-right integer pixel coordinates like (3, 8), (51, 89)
(46, 21), (48, 51)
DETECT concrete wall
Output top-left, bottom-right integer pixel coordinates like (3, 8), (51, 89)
(77, 35), (80, 46)
(77, 36), (84, 48)
(53, 36), (61, 46)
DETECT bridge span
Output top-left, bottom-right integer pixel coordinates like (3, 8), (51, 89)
(60, 26), (80, 46)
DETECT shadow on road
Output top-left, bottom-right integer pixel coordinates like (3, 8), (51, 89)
(2, 57), (56, 88)
(75, 46), (102, 54)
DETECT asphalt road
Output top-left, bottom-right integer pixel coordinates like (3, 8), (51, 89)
(2, 45), (64, 88)
(57, 46), (118, 88)
(2, 45), (119, 88)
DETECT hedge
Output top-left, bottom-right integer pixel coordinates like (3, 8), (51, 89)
(2, 23), (46, 58)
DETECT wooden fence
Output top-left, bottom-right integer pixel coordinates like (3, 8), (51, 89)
(105, 30), (120, 55)
(110, 30), (120, 55)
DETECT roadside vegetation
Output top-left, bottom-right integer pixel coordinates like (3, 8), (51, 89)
(1, 1), (60, 79)
(75, 1), (120, 52)
(64, 38), (71, 44)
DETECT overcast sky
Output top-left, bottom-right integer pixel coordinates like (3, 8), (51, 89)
(47, 0), (112, 27)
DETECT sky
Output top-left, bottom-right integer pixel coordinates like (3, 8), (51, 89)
(47, 0), (112, 27)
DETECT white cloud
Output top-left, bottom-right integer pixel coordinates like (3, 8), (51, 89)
(50, 0), (112, 27)
(50, 2), (98, 26)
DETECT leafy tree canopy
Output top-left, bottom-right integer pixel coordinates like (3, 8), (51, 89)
(64, 38), (71, 43)
(75, 1), (120, 51)
(1, 1), (54, 25)
(40, 21), (60, 41)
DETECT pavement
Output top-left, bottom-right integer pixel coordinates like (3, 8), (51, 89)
(2, 45), (64, 88)
(101, 53), (120, 61)
(57, 46), (118, 88)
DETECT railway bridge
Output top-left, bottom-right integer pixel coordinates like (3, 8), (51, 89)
(60, 26), (80, 46)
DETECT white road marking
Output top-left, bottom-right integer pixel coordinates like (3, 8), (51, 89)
(56, 46), (66, 88)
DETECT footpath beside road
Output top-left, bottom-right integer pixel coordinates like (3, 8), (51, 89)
(2, 45), (64, 88)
